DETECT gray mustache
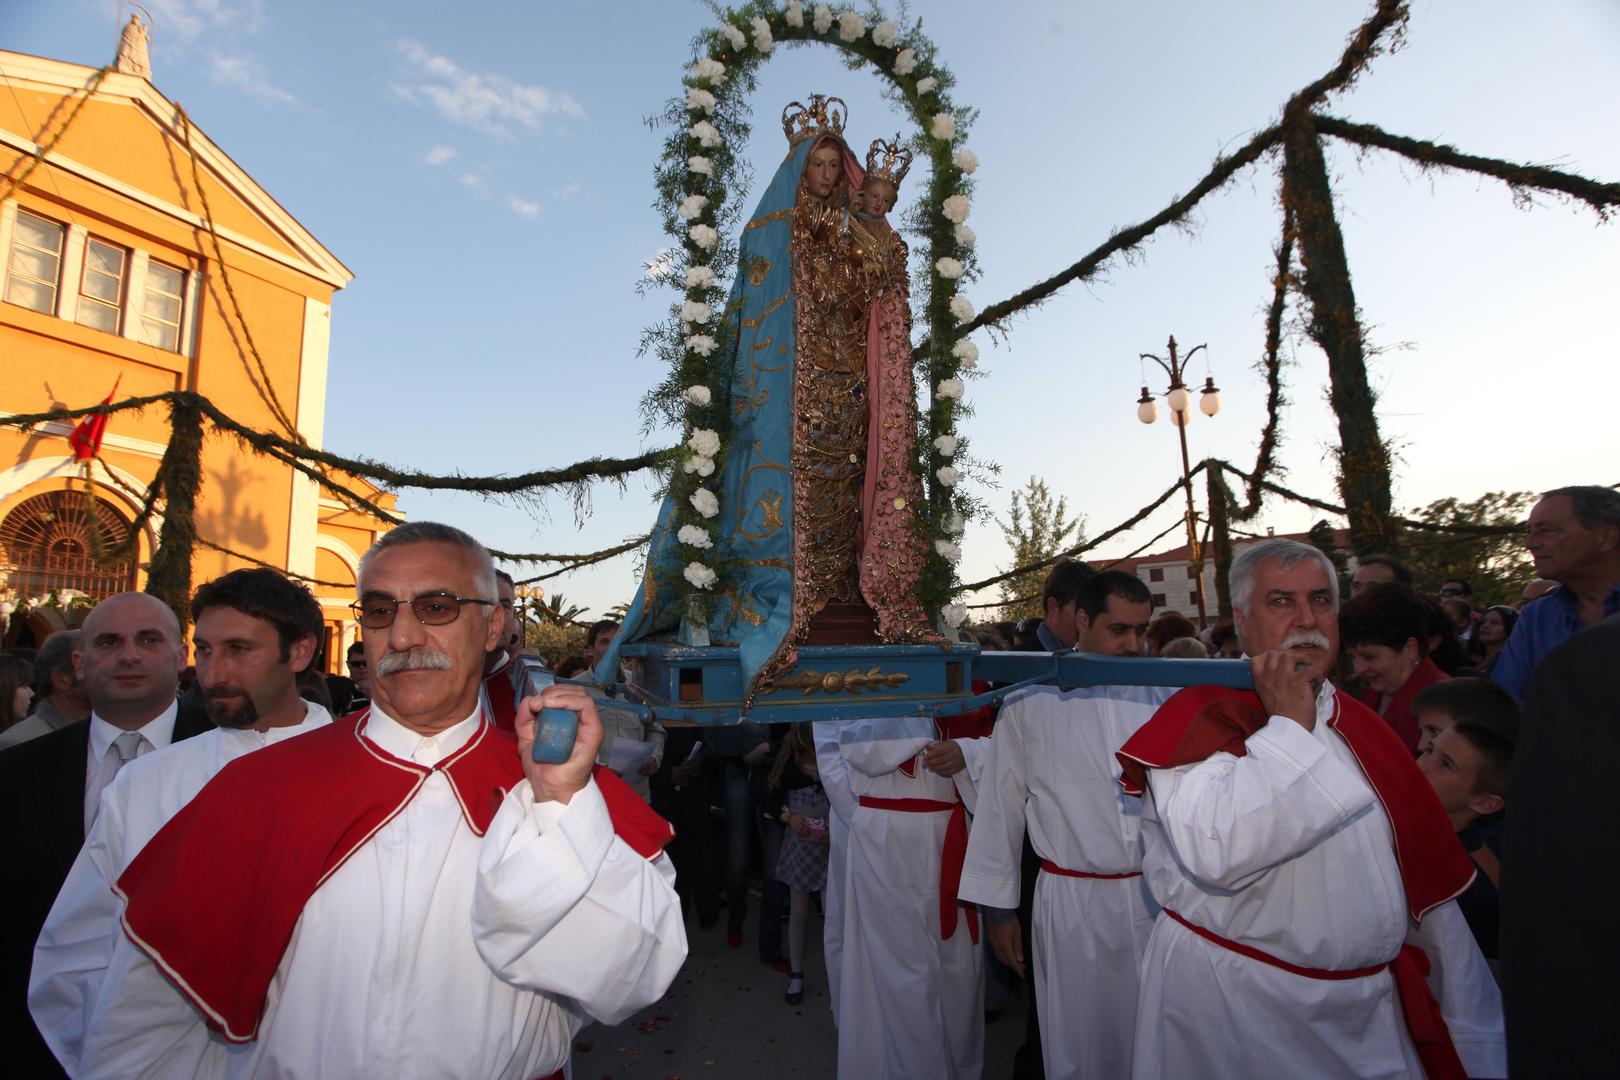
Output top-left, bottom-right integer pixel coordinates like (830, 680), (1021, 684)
(375, 647), (454, 677)
(1281, 631), (1331, 650)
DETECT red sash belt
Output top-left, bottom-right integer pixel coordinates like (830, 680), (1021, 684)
(1039, 857), (1142, 880)
(1163, 909), (1467, 1080)
(858, 795), (980, 945)
(533, 1069), (564, 1080)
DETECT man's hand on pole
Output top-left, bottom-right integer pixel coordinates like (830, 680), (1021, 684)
(1250, 650), (1318, 731)
(516, 684), (605, 804)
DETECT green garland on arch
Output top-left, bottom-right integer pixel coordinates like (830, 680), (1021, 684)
(644, 0), (987, 629)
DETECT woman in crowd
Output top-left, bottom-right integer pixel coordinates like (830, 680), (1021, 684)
(1337, 582), (1450, 754)
(1469, 605), (1519, 675)
(1145, 612), (1198, 657)
(764, 723), (830, 1006)
(0, 653), (35, 732)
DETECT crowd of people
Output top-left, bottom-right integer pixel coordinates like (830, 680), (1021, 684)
(0, 483), (1612, 1077)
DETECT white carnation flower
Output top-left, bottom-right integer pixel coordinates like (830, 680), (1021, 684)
(951, 338), (979, 366)
(688, 223), (719, 250)
(936, 377), (965, 400)
(894, 47), (917, 75)
(949, 295), (975, 323)
(683, 562), (718, 589)
(936, 466), (961, 486)
(687, 428), (722, 458)
(785, 1), (804, 29)
(690, 487), (720, 518)
(719, 23), (746, 52)
(686, 87), (717, 114)
(941, 194), (971, 223)
(935, 539), (962, 563)
(683, 385), (713, 406)
(677, 194), (709, 221)
(945, 511), (966, 535)
(952, 148), (979, 175)
(941, 602), (968, 629)
(872, 20), (898, 47)
(933, 434), (958, 457)
(678, 524), (714, 549)
(686, 336), (718, 358)
(683, 454), (716, 477)
(930, 113), (956, 141)
(751, 16), (773, 52)
(681, 299), (712, 324)
(812, 3), (833, 34)
(688, 155), (713, 176)
(685, 264), (715, 290)
(935, 256), (964, 279)
(954, 222), (976, 247)
(838, 11), (866, 41)
(916, 76), (938, 94)
(690, 119), (722, 147)
(692, 58), (727, 85)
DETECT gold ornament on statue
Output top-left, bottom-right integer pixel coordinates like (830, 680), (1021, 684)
(864, 135), (913, 188)
(781, 94), (848, 146)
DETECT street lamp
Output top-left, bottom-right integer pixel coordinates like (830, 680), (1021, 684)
(512, 584), (545, 648)
(1136, 335), (1221, 628)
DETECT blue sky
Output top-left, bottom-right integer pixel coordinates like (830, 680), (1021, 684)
(9, 1), (1618, 618)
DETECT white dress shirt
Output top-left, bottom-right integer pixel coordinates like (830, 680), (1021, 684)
(84, 701), (178, 832)
(74, 702), (687, 1079)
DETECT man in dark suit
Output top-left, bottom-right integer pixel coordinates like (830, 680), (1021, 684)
(1502, 613), (1620, 1076)
(0, 592), (211, 1076)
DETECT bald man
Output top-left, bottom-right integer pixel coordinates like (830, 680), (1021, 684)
(0, 592), (212, 1076)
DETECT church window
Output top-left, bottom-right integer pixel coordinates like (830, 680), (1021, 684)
(0, 489), (138, 601)
(76, 237), (127, 334)
(138, 260), (185, 351)
(4, 209), (65, 315)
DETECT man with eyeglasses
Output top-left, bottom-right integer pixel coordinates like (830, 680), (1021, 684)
(80, 522), (686, 1079)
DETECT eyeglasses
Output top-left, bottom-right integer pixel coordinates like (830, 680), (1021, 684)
(1438, 586), (1466, 597)
(349, 592), (495, 630)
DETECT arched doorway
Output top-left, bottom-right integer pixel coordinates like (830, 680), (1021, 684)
(1, 489), (138, 648)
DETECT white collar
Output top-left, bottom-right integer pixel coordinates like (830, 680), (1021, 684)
(219, 699), (334, 748)
(89, 699), (179, 760)
(363, 702), (482, 766)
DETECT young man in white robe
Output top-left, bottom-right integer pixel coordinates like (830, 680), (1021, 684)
(73, 522), (686, 1079)
(1118, 539), (1506, 1078)
(836, 713), (991, 1080)
(813, 718), (861, 1028)
(31, 568), (332, 1072)
(959, 569), (1165, 1079)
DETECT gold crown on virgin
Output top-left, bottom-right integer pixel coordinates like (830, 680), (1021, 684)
(864, 135), (913, 188)
(781, 94), (848, 146)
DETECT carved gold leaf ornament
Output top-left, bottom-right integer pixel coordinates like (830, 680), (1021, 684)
(764, 666), (911, 696)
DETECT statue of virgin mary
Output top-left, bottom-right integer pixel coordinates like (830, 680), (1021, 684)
(601, 95), (938, 697)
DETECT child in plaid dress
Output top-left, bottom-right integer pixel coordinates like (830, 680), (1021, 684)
(766, 723), (830, 1004)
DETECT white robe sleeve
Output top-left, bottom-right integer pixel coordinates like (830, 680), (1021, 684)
(1406, 900), (1507, 1078)
(77, 930), (231, 1080)
(472, 778), (688, 1026)
(1146, 714), (1377, 891)
(838, 717), (932, 777)
(958, 718), (1026, 909)
(30, 778), (132, 1074)
(813, 721), (860, 827)
(951, 735), (991, 814)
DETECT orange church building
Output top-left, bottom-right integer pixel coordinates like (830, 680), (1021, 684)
(0, 35), (395, 669)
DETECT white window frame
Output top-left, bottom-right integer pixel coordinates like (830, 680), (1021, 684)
(76, 234), (128, 334)
(3, 206), (67, 316)
(134, 257), (186, 352)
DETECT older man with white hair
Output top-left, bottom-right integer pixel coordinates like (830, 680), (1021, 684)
(1117, 539), (1505, 1078)
(77, 522), (685, 1079)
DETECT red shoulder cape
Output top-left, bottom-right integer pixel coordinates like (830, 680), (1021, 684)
(115, 709), (672, 1044)
(1115, 685), (1473, 922)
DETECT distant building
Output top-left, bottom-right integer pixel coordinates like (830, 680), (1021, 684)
(1108, 528), (1353, 620)
(0, 43), (395, 666)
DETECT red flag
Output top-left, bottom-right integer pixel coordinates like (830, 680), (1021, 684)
(68, 376), (121, 462)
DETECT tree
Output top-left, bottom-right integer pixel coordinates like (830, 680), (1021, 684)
(1306, 519), (1351, 597)
(995, 477), (1084, 623)
(524, 619), (586, 667)
(1398, 491), (1534, 607)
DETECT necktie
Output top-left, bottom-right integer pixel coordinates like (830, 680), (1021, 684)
(112, 730), (148, 772)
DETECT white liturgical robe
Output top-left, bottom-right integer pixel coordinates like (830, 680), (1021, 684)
(32, 702), (332, 1072)
(836, 717), (988, 1080)
(1132, 682), (1506, 1079)
(73, 705), (687, 1080)
(813, 718), (863, 1029)
(959, 683), (1170, 1079)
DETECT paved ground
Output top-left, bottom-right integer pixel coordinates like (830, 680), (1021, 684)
(573, 904), (1031, 1079)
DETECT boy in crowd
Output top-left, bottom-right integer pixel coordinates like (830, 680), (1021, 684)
(1413, 678), (1518, 963)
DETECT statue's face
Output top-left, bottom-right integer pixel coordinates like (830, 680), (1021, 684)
(805, 144), (842, 200)
(862, 179), (897, 216)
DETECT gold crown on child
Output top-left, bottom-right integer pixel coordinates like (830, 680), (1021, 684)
(781, 94), (848, 146)
(864, 135), (913, 188)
